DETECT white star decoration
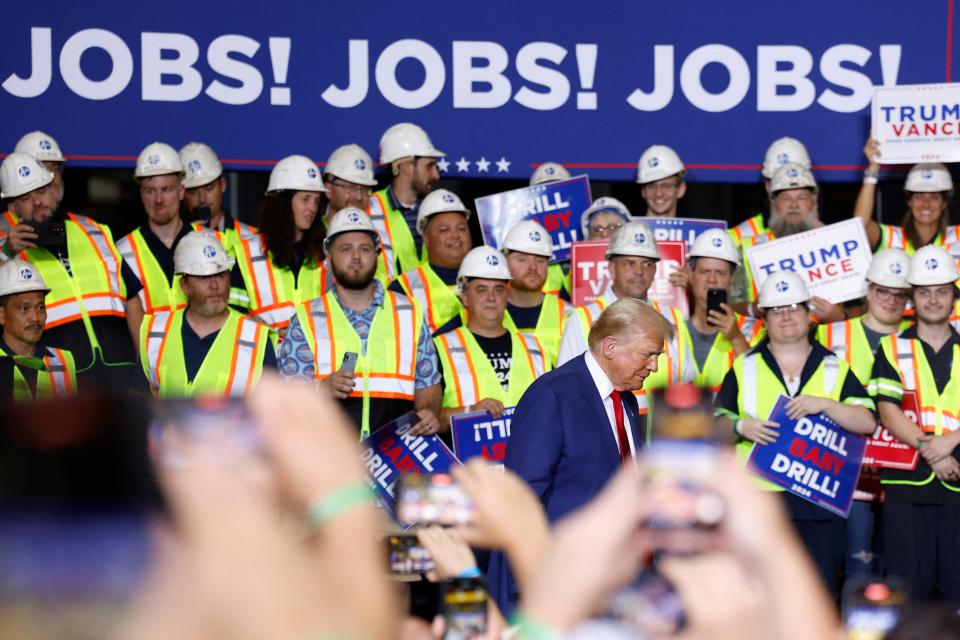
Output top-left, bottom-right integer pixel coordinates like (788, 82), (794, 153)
(455, 157), (471, 172)
(475, 157), (491, 172)
(437, 158), (450, 173)
(495, 157), (510, 173)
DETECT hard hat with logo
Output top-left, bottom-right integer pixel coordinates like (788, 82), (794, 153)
(416, 189), (470, 234)
(0, 152), (53, 199)
(637, 145), (685, 185)
(323, 206), (381, 253)
(605, 222), (660, 261)
(762, 137), (811, 179)
(135, 142), (184, 179)
(379, 123), (445, 165)
(266, 155), (327, 194)
(457, 246), (512, 292)
(174, 231), (236, 276)
(530, 162), (571, 186)
(906, 245), (958, 286)
(688, 228), (740, 266)
(580, 197), (632, 238)
(179, 142), (223, 189)
(14, 131), (65, 163)
(758, 271), (810, 308)
(866, 248), (911, 289)
(904, 163), (954, 193)
(0, 258), (50, 297)
(769, 162), (818, 195)
(324, 144), (378, 187)
(501, 220), (553, 258)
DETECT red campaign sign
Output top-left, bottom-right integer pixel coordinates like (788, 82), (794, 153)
(570, 240), (689, 313)
(862, 390), (921, 470)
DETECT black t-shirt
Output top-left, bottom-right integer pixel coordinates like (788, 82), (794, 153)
(120, 223), (193, 300)
(388, 262), (460, 294)
(471, 331), (512, 391)
(506, 303), (542, 332)
(181, 313), (277, 383)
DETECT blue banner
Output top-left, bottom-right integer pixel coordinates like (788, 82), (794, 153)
(643, 218), (728, 251)
(450, 407), (514, 464)
(476, 177), (590, 262)
(3, 2), (958, 182)
(747, 396), (866, 517)
(360, 412), (460, 523)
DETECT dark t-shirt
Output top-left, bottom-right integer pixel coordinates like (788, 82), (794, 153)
(506, 303), (542, 332)
(472, 331), (512, 392)
(181, 314), (277, 383)
(861, 323), (887, 352)
(121, 223), (193, 300)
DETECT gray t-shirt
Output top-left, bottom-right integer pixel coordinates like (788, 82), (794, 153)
(685, 319), (718, 371)
(861, 322), (887, 352)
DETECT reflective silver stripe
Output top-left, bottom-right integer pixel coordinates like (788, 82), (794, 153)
(394, 296), (417, 378)
(365, 377), (415, 396)
(116, 234), (148, 309)
(822, 354), (839, 394)
(42, 347), (70, 397)
(45, 294), (125, 325)
(235, 221), (258, 241)
(245, 238), (278, 307)
(518, 333), (546, 377)
(227, 317), (261, 396)
(145, 311), (172, 391)
(308, 298), (333, 376)
(368, 195), (396, 278)
(741, 353), (758, 418)
(71, 214), (122, 296)
(402, 268), (428, 299)
(443, 330), (478, 407)
(895, 337), (915, 388)
(823, 321), (847, 359)
(918, 411), (960, 433)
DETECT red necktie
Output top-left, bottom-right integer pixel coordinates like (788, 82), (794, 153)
(609, 390), (631, 463)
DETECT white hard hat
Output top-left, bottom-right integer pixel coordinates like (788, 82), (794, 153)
(906, 245), (958, 286)
(769, 162), (818, 195)
(637, 145), (685, 185)
(757, 271), (810, 308)
(324, 144), (377, 187)
(529, 162), (571, 186)
(866, 248), (911, 289)
(14, 130), (65, 163)
(379, 123), (444, 165)
(762, 137), (811, 179)
(179, 142), (223, 189)
(266, 154), (327, 194)
(580, 197), (632, 238)
(688, 228), (740, 266)
(904, 163), (953, 193)
(135, 142), (184, 179)
(457, 246), (512, 292)
(501, 220), (553, 259)
(0, 152), (53, 199)
(605, 221), (660, 261)
(416, 189), (470, 234)
(0, 258), (50, 297)
(173, 231), (235, 277)
(323, 206), (381, 253)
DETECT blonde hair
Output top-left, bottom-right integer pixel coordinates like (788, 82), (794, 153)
(588, 298), (675, 352)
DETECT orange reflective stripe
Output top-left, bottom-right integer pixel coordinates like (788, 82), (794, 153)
(224, 323), (243, 394)
(126, 233), (155, 311)
(390, 291), (402, 368)
(153, 312), (175, 390)
(239, 238), (264, 309)
(243, 324), (264, 396)
(458, 329), (482, 403)
(843, 321), (853, 366)
(438, 333), (464, 408)
(54, 347), (74, 395)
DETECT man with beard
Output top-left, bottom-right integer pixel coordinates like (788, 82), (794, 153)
(278, 207), (442, 438)
(369, 123), (444, 280)
(13, 130), (67, 211)
(140, 231), (274, 398)
(732, 162), (845, 323)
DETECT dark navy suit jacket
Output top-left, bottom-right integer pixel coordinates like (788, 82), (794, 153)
(488, 352), (646, 613)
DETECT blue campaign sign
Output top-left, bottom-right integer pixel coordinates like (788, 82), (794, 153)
(747, 396), (867, 517)
(360, 412), (460, 523)
(476, 177), (591, 263)
(643, 218), (728, 251)
(4, 1), (956, 183)
(450, 407), (515, 464)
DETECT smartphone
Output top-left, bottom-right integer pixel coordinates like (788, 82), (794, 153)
(606, 571), (686, 636)
(182, 205), (212, 225)
(31, 219), (67, 248)
(842, 577), (908, 640)
(706, 288), (727, 322)
(149, 397), (262, 467)
(386, 534), (435, 575)
(442, 576), (487, 640)
(396, 474), (475, 527)
(341, 352), (359, 374)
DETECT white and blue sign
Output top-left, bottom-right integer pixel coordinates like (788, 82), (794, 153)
(747, 395), (866, 517)
(360, 412), (460, 524)
(476, 176), (591, 263)
(450, 407), (514, 465)
(643, 217), (728, 250)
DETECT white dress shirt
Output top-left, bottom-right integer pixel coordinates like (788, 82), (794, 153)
(583, 349), (637, 459)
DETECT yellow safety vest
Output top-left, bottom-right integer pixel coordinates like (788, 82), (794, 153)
(140, 308), (269, 398)
(191, 217), (258, 257)
(739, 231), (776, 302)
(873, 335), (960, 492)
(817, 316), (911, 384)
(368, 189), (423, 279)
(236, 234), (330, 331)
(876, 223), (960, 256)
(503, 294), (571, 367)
(116, 227), (187, 314)
(542, 263), (571, 297)
(435, 327), (549, 410)
(0, 344), (77, 401)
(396, 264), (463, 334)
(728, 214), (767, 247)
(683, 314), (764, 392)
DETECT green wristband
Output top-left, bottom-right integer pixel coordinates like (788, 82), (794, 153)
(917, 438), (925, 450)
(510, 611), (562, 640)
(306, 482), (373, 529)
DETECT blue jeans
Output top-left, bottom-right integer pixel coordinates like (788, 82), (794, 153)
(846, 499), (881, 578)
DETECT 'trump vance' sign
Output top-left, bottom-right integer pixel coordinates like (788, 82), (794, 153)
(872, 83), (960, 164)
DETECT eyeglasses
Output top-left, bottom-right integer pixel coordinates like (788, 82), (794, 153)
(766, 303), (806, 316)
(871, 286), (909, 303)
(328, 180), (369, 195)
(589, 222), (624, 237)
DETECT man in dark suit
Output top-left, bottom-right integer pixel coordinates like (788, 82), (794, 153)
(489, 298), (675, 613)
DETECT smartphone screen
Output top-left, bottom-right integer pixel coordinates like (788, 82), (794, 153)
(443, 577), (487, 640)
(842, 578), (906, 640)
(386, 534), (434, 575)
(706, 288), (726, 321)
(396, 474), (475, 526)
(606, 571), (686, 636)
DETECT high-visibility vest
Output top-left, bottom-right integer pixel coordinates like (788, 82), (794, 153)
(728, 214), (767, 247)
(116, 227), (187, 314)
(876, 223), (960, 256)
(369, 189), (422, 279)
(235, 234), (330, 331)
(191, 217), (258, 257)
(140, 308), (269, 398)
(739, 231), (776, 302)
(396, 264), (463, 333)
(543, 263), (571, 297)
(0, 344), (77, 401)
(872, 335), (960, 492)
(434, 327), (549, 409)
(683, 314), (764, 392)
(0, 210), (17, 261)
(817, 316), (911, 384)
(295, 288), (422, 438)
(503, 294), (571, 367)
